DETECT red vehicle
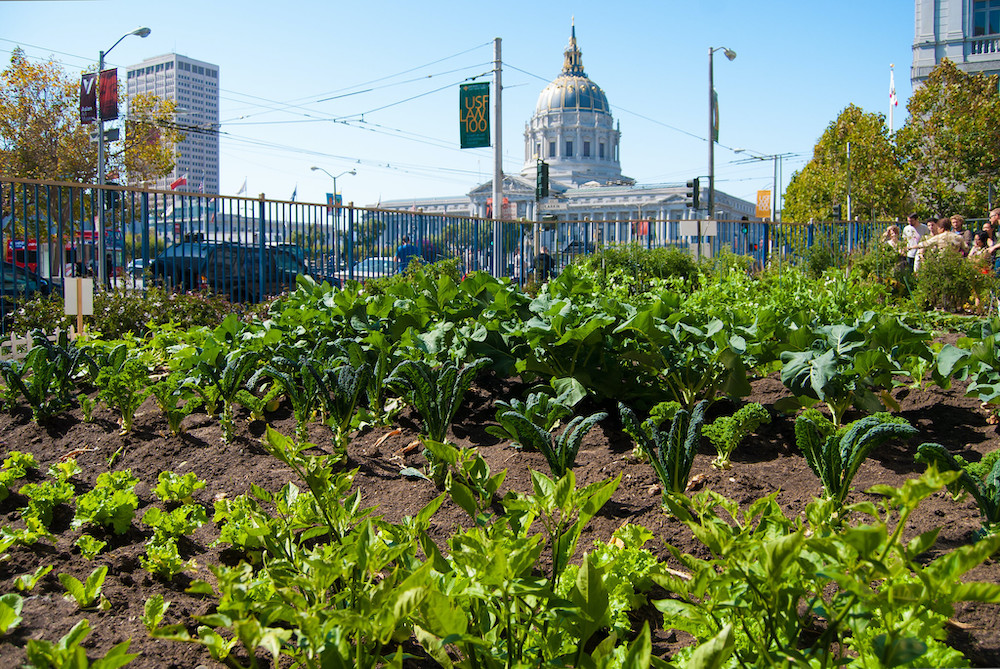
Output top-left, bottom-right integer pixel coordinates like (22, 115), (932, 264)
(5, 239), (42, 273)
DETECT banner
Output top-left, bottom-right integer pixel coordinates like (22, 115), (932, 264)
(459, 82), (490, 149)
(756, 190), (772, 219)
(99, 68), (118, 121)
(80, 73), (97, 124)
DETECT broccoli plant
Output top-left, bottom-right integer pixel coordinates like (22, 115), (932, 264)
(702, 402), (771, 469)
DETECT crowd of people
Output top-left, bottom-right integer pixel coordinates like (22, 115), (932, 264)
(881, 208), (1000, 274)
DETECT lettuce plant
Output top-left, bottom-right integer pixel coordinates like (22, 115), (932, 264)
(0, 450), (36, 502)
(25, 619), (137, 669)
(95, 344), (151, 434)
(153, 471), (206, 504)
(0, 593), (23, 635)
(59, 565), (110, 610)
(71, 470), (140, 535)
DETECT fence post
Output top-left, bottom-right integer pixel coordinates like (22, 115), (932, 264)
(258, 194), (266, 301)
(347, 206), (355, 281)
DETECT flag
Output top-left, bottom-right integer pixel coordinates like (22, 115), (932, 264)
(291, 184), (297, 202)
(170, 174), (188, 190)
(237, 178), (247, 196)
(889, 65), (898, 107)
(199, 180), (205, 193)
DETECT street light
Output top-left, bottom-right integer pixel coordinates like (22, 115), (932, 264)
(707, 46), (736, 224)
(97, 26), (151, 288)
(310, 166), (357, 214)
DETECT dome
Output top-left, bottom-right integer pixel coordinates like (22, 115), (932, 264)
(535, 75), (609, 114)
(534, 23), (609, 114)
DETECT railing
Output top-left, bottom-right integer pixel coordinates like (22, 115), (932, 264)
(968, 34), (1000, 56)
(1, 177), (905, 333)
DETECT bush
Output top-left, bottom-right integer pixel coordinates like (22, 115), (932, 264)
(911, 246), (995, 312)
(362, 257), (463, 296)
(581, 243), (699, 296)
(802, 243), (836, 279)
(849, 243), (911, 299)
(7, 287), (255, 338)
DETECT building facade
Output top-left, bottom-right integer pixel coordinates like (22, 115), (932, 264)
(912, 0), (1000, 83)
(126, 54), (220, 194)
(380, 26), (754, 228)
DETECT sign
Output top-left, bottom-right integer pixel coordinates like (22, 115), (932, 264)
(756, 190), (772, 219)
(99, 68), (118, 121)
(80, 73), (97, 124)
(459, 82), (490, 149)
(64, 278), (94, 316)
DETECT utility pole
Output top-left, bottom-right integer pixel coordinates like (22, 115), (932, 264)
(491, 37), (503, 277)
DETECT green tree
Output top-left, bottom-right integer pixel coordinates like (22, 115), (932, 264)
(783, 104), (907, 223)
(896, 59), (1000, 218)
(0, 47), (182, 185)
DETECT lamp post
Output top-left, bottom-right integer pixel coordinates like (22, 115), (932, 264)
(97, 26), (151, 288)
(707, 46), (736, 223)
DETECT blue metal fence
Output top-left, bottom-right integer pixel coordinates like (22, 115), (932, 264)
(1, 177), (905, 331)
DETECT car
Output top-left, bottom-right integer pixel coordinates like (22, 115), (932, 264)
(148, 241), (218, 291)
(1, 261), (57, 324)
(561, 240), (595, 255)
(125, 258), (145, 277)
(345, 256), (397, 282)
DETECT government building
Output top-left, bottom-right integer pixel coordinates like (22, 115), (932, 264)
(379, 26), (755, 226)
(912, 0), (1000, 83)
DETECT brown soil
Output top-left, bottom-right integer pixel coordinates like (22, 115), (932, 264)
(1, 371), (999, 667)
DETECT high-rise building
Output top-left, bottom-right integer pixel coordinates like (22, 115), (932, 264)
(912, 0), (1000, 84)
(126, 53), (220, 194)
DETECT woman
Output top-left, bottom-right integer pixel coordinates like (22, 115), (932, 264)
(968, 231), (992, 265)
(881, 225), (902, 251)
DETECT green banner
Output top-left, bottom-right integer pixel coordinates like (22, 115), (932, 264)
(460, 82), (490, 149)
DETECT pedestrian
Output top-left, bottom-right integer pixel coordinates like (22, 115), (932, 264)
(534, 246), (556, 282)
(951, 214), (972, 251)
(902, 213), (923, 271)
(395, 235), (419, 273)
(882, 224), (903, 252)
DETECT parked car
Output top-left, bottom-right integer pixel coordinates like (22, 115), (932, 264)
(345, 256), (397, 282)
(1, 261), (57, 325)
(149, 241), (339, 302)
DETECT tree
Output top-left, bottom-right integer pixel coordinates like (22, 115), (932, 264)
(0, 47), (182, 185)
(783, 104), (908, 223)
(896, 59), (1000, 218)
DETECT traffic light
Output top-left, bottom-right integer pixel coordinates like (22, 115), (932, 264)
(832, 204), (842, 221)
(685, 178), (700, 210)
(740, 218), (749, 235)
(535, 160), (550, 199)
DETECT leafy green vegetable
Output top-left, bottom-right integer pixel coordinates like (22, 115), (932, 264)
(388, 357), (489, 443)
(0, 329), (94, 422)
(916, 442), (1000, 535)
(74, 535), (107, 560)
(13, 564), (52, 592)
(71, 469), (140, 535)
(796, 410), (917, 505)
(620, 400), (708, 498)
(59, 565), (110, 610)
(142, 504), (207, 539)
(141, 536), (196, 579)
(0, 593), (23, 635)
(95, 344), (151, 434)
(153, 471), (206, 504)
(25, 618), (138, 669)
(702, 402), (771, 469)
(493, 408), (607, 478)
(19, 478), (75, 529)
(486, 389), (573, 450)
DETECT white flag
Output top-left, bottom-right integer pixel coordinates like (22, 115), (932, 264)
(237, 178), (247, 196)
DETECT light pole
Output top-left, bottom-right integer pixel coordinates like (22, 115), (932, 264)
(97, 26), (151, 288)
(707, 46), (736, 223)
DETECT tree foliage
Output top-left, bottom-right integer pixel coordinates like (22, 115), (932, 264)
(896, 59), (1000, 218)
(783, 104), (907, 223)
(0, 47), (183, 185)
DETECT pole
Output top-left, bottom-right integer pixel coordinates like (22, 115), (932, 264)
(97, 50), (107, 289)
(492, 37), (503, 276)
(772, 155), (778, 222)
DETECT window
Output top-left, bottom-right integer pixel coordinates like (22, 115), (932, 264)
(583, 141), (591, 157)
(548, 141), (556, 158)
(599, 142), (605, 159)
(565, 141), (573, 157)
(974, 0), (1000, 36)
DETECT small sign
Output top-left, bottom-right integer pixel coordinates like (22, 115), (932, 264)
(459, 82), (490, 149)
(64, 278), (94, 316)
(756, 190), (772, 219)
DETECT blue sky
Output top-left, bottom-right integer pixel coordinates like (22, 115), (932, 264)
(3, 1), (915, 209)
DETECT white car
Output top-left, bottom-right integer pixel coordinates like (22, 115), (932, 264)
(347, 256), (397, 281)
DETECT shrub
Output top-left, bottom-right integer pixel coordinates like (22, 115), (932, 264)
(582, 243), (699, 294)
(849, 242), (911, 299)
(912, 246), (995, 312)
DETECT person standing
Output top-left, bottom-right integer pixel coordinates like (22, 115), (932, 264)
(395, 235), (419, 273)
(902, 213), (923, 271)
(534, 246), (556, 282)
(951, 214), (972, 252)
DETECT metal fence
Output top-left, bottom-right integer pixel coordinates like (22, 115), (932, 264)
(1, 177), (907, 331)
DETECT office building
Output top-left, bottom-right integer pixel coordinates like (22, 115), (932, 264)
(126, 53), (220, 194)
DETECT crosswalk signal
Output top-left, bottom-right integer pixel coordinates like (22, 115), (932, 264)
(536, 160), (550, 199)
(686, 178), (700, 210)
